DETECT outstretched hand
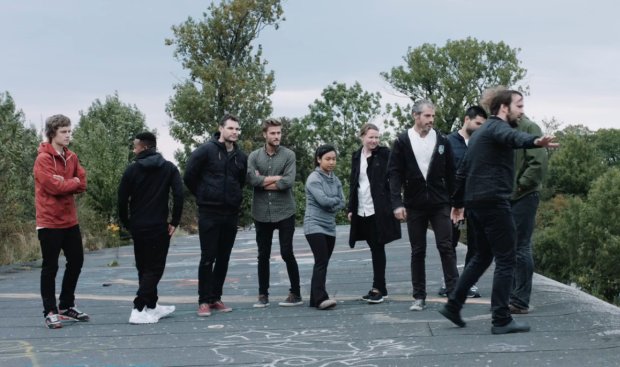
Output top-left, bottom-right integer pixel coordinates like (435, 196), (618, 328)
(534, 135), (559, 148)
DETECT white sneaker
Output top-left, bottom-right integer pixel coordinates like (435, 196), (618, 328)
(409, 299), (426, 311)
(129, 308), (159, 324)
(149, 304), (175, 319)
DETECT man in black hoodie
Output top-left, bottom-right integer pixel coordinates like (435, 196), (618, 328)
(388, 100), (459, 312)
(184, 114), (248, 317)
(118, 132), (184, 324)
(438, 90), (557, 334)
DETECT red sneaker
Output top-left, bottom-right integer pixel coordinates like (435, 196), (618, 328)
(197, 303), (211, 317)
(209, 300), (232, 313)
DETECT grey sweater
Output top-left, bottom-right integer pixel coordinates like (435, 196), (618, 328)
(303, 168), (345, 236)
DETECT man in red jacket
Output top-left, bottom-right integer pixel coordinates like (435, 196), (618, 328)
(33, 114), (89, 329)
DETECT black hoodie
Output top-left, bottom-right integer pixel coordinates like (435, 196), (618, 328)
(118, 149), (184, 232)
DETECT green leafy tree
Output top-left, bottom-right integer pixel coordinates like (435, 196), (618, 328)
(594, 128), (620, 167)
(0, 92), (40, 264)
(300, 82), (383, 223)
(165, 0), (284, 165)
(72, 94), (148, 223)
(535, 169), (620, 304)
(546, 126), (606, 196)
(0, 92), (39, 221)
(381, 37), (527, 132)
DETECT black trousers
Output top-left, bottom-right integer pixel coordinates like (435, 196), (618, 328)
(356, 215), (387, 295)
(451, 214), (477, 268)
(406, 206), (459, 300)
(447, 203), (516, 327)
(198, 212), (238, 304)
(255, 215), (300, 296)
(132, 226), (171, 310)
(306, 233), (335, 307)
(38, 225), (84, 315)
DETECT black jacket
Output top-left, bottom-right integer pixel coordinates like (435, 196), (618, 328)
(183, 133), (248, 214)
(118, 149), (184, 232)
(388, 129), (455, 210)
(348, 146), (401, 247)
(452, 116), (539, 208)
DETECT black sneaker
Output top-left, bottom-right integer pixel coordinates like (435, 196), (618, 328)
(59, 307), (90, 322)
(438, 305), (466, 327)
(438, 286), (448, 297)
(365, 289), (384, 304)
(278, 293), (303, 307)
(467, 285), (481, 298)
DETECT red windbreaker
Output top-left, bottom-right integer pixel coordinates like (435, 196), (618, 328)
(33, 142), (87, 229)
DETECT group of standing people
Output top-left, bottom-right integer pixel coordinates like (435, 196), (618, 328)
(34, 87), (554, 334)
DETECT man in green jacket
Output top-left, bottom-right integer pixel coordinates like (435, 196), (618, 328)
(509, 115), (548, 314)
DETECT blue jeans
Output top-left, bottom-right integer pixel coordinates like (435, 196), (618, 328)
(446, 202), (516, 327)
(510, 192), (540, 310)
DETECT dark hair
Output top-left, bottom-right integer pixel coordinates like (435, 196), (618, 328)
(464, 105), (488, 120)
(45, 114), (71, 142)
(359, 123), (379, 137)
(490, 90), (522, 115)
(314, 144), (337, 167)
(135, 131), (157, 149)
(261, 118), (282, 132)
(219, 113), (239, 127)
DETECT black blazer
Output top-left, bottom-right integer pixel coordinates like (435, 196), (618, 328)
(348, 146), (401, 247)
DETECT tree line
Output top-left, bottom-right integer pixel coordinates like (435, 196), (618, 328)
(0, 0), (618, 305)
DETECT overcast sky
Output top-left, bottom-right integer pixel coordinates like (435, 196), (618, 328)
(2, 0), (619, 161)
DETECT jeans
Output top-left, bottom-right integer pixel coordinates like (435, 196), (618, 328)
(198, 212), (238, 304)
(306, 233), (335, 307)
(255, 215), (300, 297)
(357, 215), (387, 295)
(38, 225), (84, 315)
(510, 192), (540, 309)
(132, 226), (171, 310)
(446, 202), (516, 327)
(406, 206), (458, 300)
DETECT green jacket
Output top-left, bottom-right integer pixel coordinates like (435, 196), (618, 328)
(512, 115), (548, 200)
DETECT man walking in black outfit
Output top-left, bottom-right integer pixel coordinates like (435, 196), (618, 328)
(184, 114), (248, 317)
(118, 132), (184, 324)
(439, 90), (558, 334)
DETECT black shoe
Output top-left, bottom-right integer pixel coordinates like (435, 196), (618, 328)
(365, 289), (384, 304)
(491, 320), (530, 334)
(438, 286), (448, 297)
(509, 304), (529, 314)
(438, 305), (466, 327)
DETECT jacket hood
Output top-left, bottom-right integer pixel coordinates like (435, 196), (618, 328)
(135, 149), (166, 169)
(38, 142), (71, 157)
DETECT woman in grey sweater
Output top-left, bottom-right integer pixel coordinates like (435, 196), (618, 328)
(304, 144), (345, 310)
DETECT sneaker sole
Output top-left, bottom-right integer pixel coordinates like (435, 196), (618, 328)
(129, 319), (159, 325)
(366, 298), (384, 304)
(278, 302), (303, 307)
(253, 304), (270, 308)
(46, 322), (63, 329)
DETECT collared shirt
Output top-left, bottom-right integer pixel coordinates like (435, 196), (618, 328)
(357, 152), (375, 217)
(408, 127), (437, 180)
(246, 145), (296, 223)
